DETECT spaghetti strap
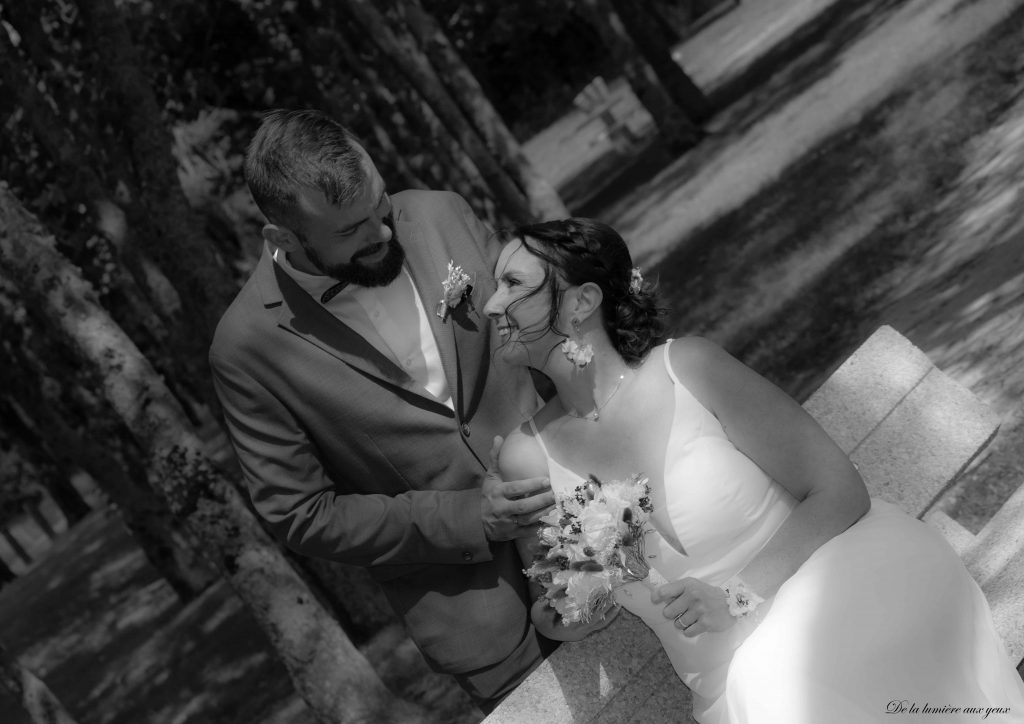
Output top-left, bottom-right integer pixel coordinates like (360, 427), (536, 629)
(527, 416), (553, 460)
(662, 338), (683, 386)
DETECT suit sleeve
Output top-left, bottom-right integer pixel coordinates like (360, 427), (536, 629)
(209, 350), (493, 569)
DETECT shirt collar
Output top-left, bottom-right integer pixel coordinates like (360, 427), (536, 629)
(270, 242), (359, 305)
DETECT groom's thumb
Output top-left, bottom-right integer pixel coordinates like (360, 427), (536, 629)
(488, 436), (504, 470)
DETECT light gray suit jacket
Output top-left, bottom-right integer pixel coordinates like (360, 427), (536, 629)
(210, 190), (540, 676)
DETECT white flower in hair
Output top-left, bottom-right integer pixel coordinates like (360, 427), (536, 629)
(629, 267), (644, 295)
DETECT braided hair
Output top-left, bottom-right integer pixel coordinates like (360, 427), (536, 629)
(509, 218), (665, 365)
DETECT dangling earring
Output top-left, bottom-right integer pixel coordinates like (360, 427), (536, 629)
(561, 318), (594, 369)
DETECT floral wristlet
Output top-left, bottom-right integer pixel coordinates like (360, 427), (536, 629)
(721, 576), (765, 618)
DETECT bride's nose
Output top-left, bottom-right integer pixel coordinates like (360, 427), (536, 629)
(483, 290), (504, 319)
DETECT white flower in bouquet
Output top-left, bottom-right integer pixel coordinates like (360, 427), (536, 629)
(578, 505), (619, 553)
(525, 473), (657, 625)
(557, 568), (617, 622)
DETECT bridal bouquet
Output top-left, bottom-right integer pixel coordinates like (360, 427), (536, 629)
(525, 472), (660, 625)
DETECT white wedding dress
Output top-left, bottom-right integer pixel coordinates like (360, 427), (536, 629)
(529, 340), (1024, 723)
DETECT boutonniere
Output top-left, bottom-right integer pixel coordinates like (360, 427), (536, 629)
(435, 260), (474, 323)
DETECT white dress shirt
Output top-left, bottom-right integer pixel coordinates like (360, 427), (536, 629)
(272, 244), (453, 409)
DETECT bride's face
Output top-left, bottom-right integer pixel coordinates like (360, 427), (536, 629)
(483, 239), (563, 368)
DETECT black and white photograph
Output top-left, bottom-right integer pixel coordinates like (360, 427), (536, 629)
(1, 0), (1024, 722)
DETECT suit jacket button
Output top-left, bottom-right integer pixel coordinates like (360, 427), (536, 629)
(460, 423), (471, 437)
(462, 552), (473, 562)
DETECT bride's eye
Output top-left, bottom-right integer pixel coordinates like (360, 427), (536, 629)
(496, 274), (521, 288)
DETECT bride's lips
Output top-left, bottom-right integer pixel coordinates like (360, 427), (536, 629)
(496, 324), (517, 341)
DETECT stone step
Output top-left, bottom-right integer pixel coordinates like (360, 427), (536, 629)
(923, 509), (975, 556)
(960, 476), (1024, 663)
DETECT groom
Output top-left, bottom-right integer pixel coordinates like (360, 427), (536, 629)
(210, 109), (555, 710)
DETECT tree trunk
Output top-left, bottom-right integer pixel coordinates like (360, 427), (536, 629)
(40, 474), (91, 527)
(305, 29), (428, 192)
(0, 31), (174, 326)
(342, 0), (536, 222)
(357, 44), (500, 223)
(0, 185), (431, 724)
(0, 645), (79, 724)
(76, 0), (238, 414)
(113, 443), (220, 601)
(295, 556), (399, 644)
(399, 0), (569, 220)
(269, 0), (499, 221)
(0, 528), (31, 566)
(581, 0), (705, 152)
(2, 377), (216, 601)
(234, 0), (427, 194)
(609, 0), (712, 122)
(0, 28), (213, 417)
(25, 505), (55, 541)
(0, 557), (15, 586)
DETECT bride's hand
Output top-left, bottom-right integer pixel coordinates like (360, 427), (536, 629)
(530, 598), (620, 642)
(653, 577), (735, 637)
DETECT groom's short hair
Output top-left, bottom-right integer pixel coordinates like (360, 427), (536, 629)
(244, 109), (366, 235)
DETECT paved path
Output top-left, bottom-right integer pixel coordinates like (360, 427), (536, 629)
(675, 0), (842, 92)
(523, 0), (848, 196)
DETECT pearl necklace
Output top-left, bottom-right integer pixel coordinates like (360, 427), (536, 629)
(564, 373), (626, 422)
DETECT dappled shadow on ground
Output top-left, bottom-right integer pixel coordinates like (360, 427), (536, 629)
(704, 0), (911, 115)
(0, 511), (304, 724)
(576, 0), (916, 238)
(556, 0), (914, 217)
(0, 506), (482, 724)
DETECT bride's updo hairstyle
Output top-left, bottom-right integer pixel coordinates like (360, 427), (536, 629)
(512, 218), (665, 365)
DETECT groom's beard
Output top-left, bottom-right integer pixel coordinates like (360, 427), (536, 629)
(305, 214), (405, 288)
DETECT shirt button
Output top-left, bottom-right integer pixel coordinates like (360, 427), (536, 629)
(462, 552), (473, 562)
(460, 423), (471, 437)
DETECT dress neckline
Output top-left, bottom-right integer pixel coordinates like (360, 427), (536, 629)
(527, 340), (691, 558)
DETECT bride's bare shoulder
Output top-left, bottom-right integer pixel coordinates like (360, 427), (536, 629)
(666, 335), (724, 371)
(498, 408), (554, 481)
(662, 336), (735, 409)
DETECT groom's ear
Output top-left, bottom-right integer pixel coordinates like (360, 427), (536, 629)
(570, 282), (604, 321)
(262, 223), (301, 253)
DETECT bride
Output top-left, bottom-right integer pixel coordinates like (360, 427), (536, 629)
(482, 218), (1024, 723)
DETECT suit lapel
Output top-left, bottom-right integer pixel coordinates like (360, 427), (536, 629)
(399, 217), (465, 414)
(256, 197), (492, 419)
(398, 213), (492, 421)
(257, 251), (448, 406)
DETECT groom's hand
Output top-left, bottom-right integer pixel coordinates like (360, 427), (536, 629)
(481, 436), (554, 541)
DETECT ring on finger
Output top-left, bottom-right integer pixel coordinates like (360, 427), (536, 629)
(674, 612), (691, 629)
